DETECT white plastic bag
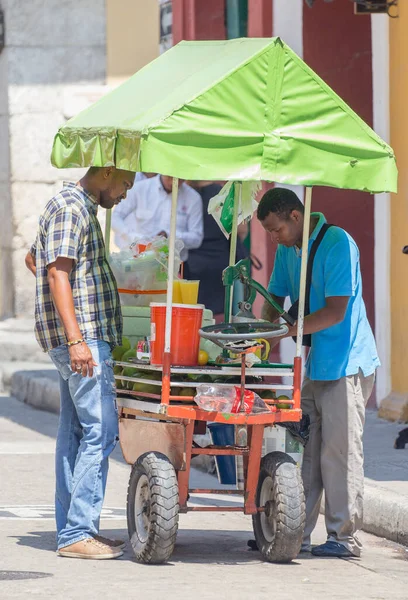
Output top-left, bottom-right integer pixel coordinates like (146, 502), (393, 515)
(208, 181), (260, 238)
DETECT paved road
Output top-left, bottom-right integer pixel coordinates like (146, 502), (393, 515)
(1, 393), (408, 600)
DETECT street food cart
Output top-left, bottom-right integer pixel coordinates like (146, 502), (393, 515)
(51, 37), (397, 564)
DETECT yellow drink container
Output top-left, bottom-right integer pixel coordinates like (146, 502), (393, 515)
(172, 279), (183, 303)
(179, 280), (200, 304)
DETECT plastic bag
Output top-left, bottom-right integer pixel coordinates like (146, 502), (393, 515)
(109, 235), (184, 306)
(194, 385), (271, 415)
(208, 181), (260, 238)
(278, 414), (311, 447)
(129, 235), (183, 269)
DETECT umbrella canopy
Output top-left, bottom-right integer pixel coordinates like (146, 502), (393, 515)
(51, 37), (397, 194)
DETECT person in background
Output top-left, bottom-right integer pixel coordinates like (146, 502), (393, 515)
(258, 187), (379, 558)
(135, 172), (156, 182)
(25, 166), (135, 560)
(184, 181), (248, 318)
(111, 174), (203, 263)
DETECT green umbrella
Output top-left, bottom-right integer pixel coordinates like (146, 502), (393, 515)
(51, 37), (397, 194)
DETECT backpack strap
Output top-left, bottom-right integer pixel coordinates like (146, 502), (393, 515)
(305, 224), (333, 316)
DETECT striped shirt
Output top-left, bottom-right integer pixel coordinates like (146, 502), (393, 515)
(31, 182), (122, 352)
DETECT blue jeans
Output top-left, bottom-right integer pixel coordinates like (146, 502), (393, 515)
(49, 339), (118, 550)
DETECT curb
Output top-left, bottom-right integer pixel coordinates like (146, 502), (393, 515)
(362, 481), (408, 546)
(11, 369), (60, 415)
(10, 369), (408, 547)
(0, 360), (52, 392)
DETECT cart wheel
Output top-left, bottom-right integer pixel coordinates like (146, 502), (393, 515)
(252, 451), (305, 563)
(127, 451), (179, 564)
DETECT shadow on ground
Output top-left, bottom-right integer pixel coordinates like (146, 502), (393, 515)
(10, 527), (302, 566)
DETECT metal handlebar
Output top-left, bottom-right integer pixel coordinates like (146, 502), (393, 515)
(199, 322), (289, 351)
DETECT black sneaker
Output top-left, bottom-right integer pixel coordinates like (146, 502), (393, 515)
(311, 541), (356, 558)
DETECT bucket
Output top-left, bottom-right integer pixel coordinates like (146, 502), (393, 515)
(208, 423), (237, 485)
(150, 303), (204, 366)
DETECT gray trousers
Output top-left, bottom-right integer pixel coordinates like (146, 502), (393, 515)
(301, 371), (375, 556)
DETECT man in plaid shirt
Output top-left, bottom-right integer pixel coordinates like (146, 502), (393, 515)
(26, 166), (135, 560)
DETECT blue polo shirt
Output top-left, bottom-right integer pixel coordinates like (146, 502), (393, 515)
(268, 212), (380, 381)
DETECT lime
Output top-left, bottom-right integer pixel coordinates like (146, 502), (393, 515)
(276, 395), (291, 409)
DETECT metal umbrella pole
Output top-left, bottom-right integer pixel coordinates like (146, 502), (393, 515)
(293, 186), (312, 408)
(228, 182), (241, 321)
(161, 177), (179, 408)
(231, 183), (246, 489)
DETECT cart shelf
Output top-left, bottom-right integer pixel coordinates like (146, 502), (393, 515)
(118, 375), (294, 391)
(115, 360), (294, 378)
(117, 396), (300, 425)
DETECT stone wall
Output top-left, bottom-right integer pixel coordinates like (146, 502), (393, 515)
(0, 0), (107, 317)
(0, 40), (13, 319)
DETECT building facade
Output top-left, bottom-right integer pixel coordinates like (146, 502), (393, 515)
(0, 0), (159, 319)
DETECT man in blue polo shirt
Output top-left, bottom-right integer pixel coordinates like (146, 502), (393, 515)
(258, 187), (379, 558)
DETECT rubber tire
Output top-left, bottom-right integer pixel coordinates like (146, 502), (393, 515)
(127, 451), (179, 564)
(252, 451), (305, 563)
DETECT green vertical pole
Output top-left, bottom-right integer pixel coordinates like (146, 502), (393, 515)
(226, 0), (248, 39)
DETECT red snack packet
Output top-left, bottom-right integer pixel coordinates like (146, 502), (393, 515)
(231, 387), (255, 414)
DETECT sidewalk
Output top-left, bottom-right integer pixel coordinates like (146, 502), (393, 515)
(0, 318), (52, 393)
(362, 411), (408, 545)
(2, 318), (408, 546)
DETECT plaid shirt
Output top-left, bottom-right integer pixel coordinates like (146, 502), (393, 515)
(31, 182), (122, 352)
